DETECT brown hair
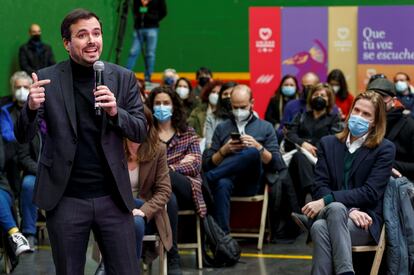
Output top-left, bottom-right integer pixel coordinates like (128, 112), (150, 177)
(200, 80), (223, 103)
(306, 83), (335, 114)
(336, 91), (386, 148)
(125, 105), (159, 163)
(61, 9), (102, 41)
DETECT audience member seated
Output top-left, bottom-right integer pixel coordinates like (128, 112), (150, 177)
(285, 83), (342, 207)
(327, 69), (354, 120)
(17, 126), (41, 251)
(1, 71), (33, 195)
(202, 85), (286, 233)
(278, 72), (320, 138)
(393, 72), (414, 118)
(188, 80), (222, 138)
(174, 77), (200, 117)
(18, 23), (55, 75)
(146, 86), (206, 275)
(204, 81), (238, 149)
(0, 137), (31, 256)
(292, 91), (395, 275)
(162, 68), (179, 87)
(367, 78), (414, 181)
(193, 67), (213, 98)
(265, 74), (299, 129)
(95, 106), (172, 274)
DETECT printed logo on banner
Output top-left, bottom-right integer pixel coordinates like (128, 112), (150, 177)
(334, 27), (352, 52)
(256, 27), (275, 53)
(255, 74), (274, 84)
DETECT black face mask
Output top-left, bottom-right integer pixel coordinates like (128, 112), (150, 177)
(221, 97), (232, 111)
(198, 77), (210, 87)
(311, 96), (327, 111)
(31, 34), (41, 42)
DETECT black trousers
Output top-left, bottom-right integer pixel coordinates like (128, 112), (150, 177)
(166, 171), (195, 262)
(289, 151), (315, 208)
(46, 195), (139, 275)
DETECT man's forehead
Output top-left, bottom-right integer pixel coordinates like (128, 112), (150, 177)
(70, 18), (101, 32)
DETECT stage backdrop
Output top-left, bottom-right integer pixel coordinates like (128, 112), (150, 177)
(250, 6), (414, 118)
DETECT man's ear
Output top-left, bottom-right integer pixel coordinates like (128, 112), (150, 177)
(251, 98), (255, 108)
(63, 39), (70, 52)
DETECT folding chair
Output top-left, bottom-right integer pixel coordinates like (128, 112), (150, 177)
(177, 210), (203, 269)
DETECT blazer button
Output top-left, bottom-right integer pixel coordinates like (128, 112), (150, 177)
(72, 138), (78, 144)
(67, 160), (73, 166)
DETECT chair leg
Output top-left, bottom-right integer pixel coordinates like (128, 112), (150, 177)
(196, 215), (203, 269)
(158, 242), (167, 275)
(257, 187), (269, 250)
(370, 238), (386, 275)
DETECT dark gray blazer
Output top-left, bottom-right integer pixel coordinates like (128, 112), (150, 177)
(15, 60), (147, 212)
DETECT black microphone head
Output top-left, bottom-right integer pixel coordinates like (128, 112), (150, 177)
(93, 61), (105, 71)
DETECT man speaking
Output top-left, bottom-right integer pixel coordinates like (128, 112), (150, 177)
(15, 9), (146, 274)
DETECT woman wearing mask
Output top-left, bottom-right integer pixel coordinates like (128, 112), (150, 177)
(174, 77), (200, 117)
(285, 83), (342, 207)
(187, 80), (223, 139)
(146, 86), (206, 273)
(95, 106), (172, 274)
(292, 91), (395, 275)
(393, 72), (414, 117)
(204, 81), (238, 149)
(327, 69), (354, 120)
(265, 75), (299, 128)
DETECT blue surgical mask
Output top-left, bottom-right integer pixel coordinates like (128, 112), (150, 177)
(348, 115), (370, 137)
(281, 86), (296, 97)
(153, 105), (173, 122)
(395, 81), (408, 93)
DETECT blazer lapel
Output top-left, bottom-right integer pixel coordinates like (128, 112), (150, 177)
(101, 62), (115, 135)
(59, 61), (77, 136)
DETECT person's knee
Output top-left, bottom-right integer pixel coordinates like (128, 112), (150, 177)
(134, 216), (145, 241)
(326, 202), (347, 216)
(310, 219), (327, 239)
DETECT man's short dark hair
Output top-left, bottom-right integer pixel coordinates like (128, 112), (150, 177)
(196, 67), (212, 79)
(61, 8), (102, 41)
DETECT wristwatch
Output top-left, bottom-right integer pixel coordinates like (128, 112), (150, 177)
(258, 146), (264, 154)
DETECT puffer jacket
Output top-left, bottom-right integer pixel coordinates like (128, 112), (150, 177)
(383, 176), (414, 275)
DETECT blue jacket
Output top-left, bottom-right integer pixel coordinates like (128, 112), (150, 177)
(203, 116), (286, 175)
(313, 135), (395, 243)
(383, 176), (414, 275)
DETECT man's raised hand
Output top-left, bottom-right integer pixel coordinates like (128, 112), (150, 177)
(28, 73), (51, 110)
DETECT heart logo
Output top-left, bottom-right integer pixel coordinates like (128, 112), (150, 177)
(337, 27), (350, 40)
(259, 28), (272, 41)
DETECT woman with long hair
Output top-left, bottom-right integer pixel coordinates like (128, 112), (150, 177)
(146, 86), (206, 274)
(292, 91), (395, 275)
(327, 69), (354, 120)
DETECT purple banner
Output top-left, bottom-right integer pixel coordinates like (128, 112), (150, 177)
(358, 6), (414, 64)
(282, 7), (328, 86)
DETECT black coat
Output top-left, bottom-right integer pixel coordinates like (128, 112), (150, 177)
(19, 39), (55, 75)
(385, 108), (414, 181)
(17, 132), (41, 176)
(133, 0), (167, 29)
(313, 135), (395, 243)
(15, 60), (147, 211)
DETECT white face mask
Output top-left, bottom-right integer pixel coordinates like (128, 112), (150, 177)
(15, 88), (29, 103)
(332, 85), (340, 94)
(208, 93), (219, 106)
(232, 108), (251, 122)
(176, 87), (189, 100)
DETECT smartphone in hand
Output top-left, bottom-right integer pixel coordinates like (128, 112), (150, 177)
(230, 132), (241, 143)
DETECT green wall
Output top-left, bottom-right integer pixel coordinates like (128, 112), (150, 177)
(0, 0), (412, 96)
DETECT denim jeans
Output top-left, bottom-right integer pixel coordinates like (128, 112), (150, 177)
(126, 28), (159, 82)
(0, 188), (17, 232)
(20, 175), (37, 235)
(206, 147), (264, 233)
(133, 198), (146, 261)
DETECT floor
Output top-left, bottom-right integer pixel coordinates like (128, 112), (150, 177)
(1, 234), (313, 275)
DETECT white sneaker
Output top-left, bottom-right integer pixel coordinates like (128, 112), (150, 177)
(9, 232), (31, 256)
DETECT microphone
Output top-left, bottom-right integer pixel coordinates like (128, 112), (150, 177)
(93, 61), (105, 116)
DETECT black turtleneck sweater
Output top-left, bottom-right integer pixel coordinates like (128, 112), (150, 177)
(64, 59), (115, 198)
